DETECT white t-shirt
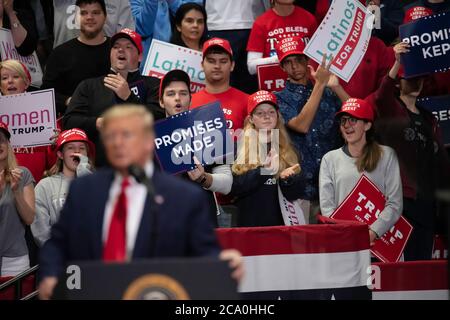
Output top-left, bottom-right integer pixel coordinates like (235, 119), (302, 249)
(205, 0), (270, 31)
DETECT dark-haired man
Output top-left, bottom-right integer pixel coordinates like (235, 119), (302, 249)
(64, 28), (162, 167)
(41, 0), (111, 116)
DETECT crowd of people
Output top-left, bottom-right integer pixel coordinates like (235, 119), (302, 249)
(0, 0), (450, 299)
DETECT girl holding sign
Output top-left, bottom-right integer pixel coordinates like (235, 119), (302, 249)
(0, 59), (58, 183)
(230, 90), (307, 227)
(319, 98), (403, 245)
(0, 122), (35, 276)
(370, 42), (450, 260)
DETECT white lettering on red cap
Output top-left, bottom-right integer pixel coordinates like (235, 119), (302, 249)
(208, 39), (224, 46)
(254, 93), (275, 104)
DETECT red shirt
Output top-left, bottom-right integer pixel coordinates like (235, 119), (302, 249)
(14, 146), (56, 182)
(247, 7), (317, 58)
(13, 117), (61, 182)
(341, 37), (395, 99)
(191, 87), (249, 134)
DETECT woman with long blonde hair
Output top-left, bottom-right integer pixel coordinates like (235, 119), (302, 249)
(0, 122), (35, 276)
(230, 91), (307, 227)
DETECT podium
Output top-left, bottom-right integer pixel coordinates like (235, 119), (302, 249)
(53, 257), (239, 300)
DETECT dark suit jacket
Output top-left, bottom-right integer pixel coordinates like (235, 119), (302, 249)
(39, 168), (221, 279)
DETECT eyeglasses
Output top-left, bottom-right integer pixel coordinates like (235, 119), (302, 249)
(339, 116), (359, 126)
(253, 110), (278, 118)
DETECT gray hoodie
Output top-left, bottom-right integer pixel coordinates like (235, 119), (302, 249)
(53, 0), (136, 48)
(31, 156), (92, 246)
(31, 173), (71, 247)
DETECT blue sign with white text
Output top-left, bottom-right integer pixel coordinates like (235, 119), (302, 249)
(417, 95), (450, 145)
(154, 101), (233, 174)
(399, 12), (450, 78)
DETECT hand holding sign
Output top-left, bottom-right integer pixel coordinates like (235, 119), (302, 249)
(187, 155), (211, 188)
(308, 54), (334, 86)
(393, 42), (410, 63)
(369, 229), (377, 246)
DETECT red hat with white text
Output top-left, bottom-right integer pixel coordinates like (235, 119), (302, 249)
(56, 128), (95, 158)
(275, 36), (306, 63)
(336, 98), (374, 122)
(247, 90), (278, 115)
(111, 28), (143, 54)
(202, 38), (233, 59)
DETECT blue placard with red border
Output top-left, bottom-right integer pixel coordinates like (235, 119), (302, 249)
(154, 101), (233, 174)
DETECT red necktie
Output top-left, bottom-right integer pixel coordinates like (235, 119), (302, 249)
(103, 178), (130, 262)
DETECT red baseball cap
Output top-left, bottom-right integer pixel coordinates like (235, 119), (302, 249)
(336, 98), (374, 122)
(247, 90), (278, 115)
(276, 37), (306, 64)
(403, 6), (433, 24)
(56, 128), (95, 158)
(111, 28), (143, 54)
(202, 37), (233, 59)
(0, 122), (11, 140)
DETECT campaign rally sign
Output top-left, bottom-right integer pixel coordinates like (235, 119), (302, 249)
(330, 174), (413, 263)
(142, 40), (205, 93)
(0, 28), (43, 88)
(257, 63), (288, 92)
(400, 13), (450, 78)
(0, 89), (57, 148)
(154, 101), (233, 174)
(417, 95), (450, 145)
(303, 0), (373, 82)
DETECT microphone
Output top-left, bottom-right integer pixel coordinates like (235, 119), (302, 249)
(128, 164), (155, 197)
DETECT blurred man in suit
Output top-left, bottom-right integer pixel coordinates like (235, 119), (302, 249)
(38, 104), (242, 299)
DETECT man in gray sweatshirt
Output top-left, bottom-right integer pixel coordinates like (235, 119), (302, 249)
(31, 129), (94, 247)
(53, 0), (135, 48)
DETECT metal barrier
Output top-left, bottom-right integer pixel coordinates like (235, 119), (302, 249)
(0, 265), (39, 300)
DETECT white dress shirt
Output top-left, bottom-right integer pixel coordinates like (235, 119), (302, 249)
(102, 162), (154, 259)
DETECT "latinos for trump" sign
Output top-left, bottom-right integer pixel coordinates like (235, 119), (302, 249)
(0, 89), (57, 148)
(142, 40), (205, 93)
(330, 174), (413, 263)
(303, 0), (373, 82)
